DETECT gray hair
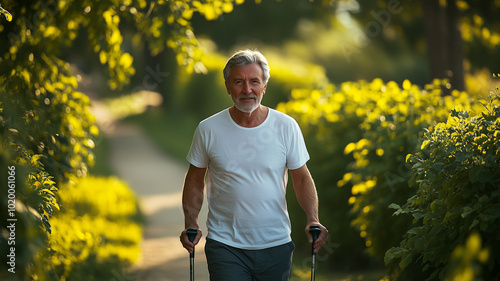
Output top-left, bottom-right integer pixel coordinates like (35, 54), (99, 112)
(223, 49), (270, 84)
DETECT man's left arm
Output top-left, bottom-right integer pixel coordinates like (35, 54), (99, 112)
(290, 164), (328, 253)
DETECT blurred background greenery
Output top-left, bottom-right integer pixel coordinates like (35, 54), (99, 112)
(1, 0), (499, 280)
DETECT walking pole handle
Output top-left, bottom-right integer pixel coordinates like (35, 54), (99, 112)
(309, 225), (321, 255)
(309, 225), (321, 281)
(186, 228), (198, 258)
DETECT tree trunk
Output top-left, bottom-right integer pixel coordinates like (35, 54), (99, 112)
(422, 0), (465, 93)
(446, 0), (465, 91)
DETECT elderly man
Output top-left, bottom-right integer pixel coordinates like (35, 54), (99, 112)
(180, 49), (328, 281)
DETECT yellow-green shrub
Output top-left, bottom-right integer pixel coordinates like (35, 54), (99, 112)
(57, 176), (141, 221)
(339, 80), (481, 260)
(386, 96), (500, 280)
(0, 56), (98, 279)
(31, 176), (143, 281)
(278, 78), (483, 268)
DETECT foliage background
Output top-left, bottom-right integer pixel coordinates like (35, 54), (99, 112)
(1, 0), (500, 280)
(385, 97), (500, 280)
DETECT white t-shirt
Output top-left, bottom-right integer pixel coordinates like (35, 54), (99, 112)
(186, 107), (310, 250)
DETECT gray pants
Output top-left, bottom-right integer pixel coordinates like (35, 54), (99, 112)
(205, 238), (294, 281)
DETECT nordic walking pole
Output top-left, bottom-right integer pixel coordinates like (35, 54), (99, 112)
(186, 228), (198, 281)
(309, 225), (321, 281)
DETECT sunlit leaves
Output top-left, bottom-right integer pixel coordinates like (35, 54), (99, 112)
(136, 0), (246, 71)
(1, 44), (99, 240)
(90, 7), (136, 89)
(194, 0), (236, 20)
(388, 96), (500, 280)
(278, 78), (484, 261)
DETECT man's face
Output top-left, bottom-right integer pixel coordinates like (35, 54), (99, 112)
(225, 63), (267, 113)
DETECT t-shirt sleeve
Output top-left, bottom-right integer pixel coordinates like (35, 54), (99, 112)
(186, 125), (209, 168)
(286, 119), (310, 170)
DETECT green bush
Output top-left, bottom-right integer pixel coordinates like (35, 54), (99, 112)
(31, 176), (143, 281)
(385, 96), (500, 280)
(278, 79), (482, 269)
(0, 60), (98, 279)
(339, 80), (480, 262)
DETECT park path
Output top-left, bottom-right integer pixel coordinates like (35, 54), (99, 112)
(106, 121), (209, 281)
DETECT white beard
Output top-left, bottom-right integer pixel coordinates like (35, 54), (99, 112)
(233, 94), (261, 113)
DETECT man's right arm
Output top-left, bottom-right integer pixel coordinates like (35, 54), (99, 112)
(180, 164), (207, 253)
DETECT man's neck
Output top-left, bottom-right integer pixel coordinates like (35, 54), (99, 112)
(229, 105), (269, 128)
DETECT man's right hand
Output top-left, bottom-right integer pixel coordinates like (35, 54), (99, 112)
(180, 228), (202, 254)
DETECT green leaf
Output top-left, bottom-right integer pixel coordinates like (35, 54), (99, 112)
(412, 212), (425, 220)
(478, 195), (489, 203)
(384, 247), (408, 265)
(461, 206), (474, 218)
(484, 204), (500, 218)
(388, 203), (401, 210)
(414, 237), (425, 251)
(407, 226), (424, 235)
(469, 169), (481, 185)
(422, 263), (430, 272)
(408, 173), (417, 187)
(399, 253), (413, 269)
(429, 223), (443, 236)
(432, 163), (445, 171)
(470, 219), (480, 229)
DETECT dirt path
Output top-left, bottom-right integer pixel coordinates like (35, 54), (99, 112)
(106, 122), (209, 281)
